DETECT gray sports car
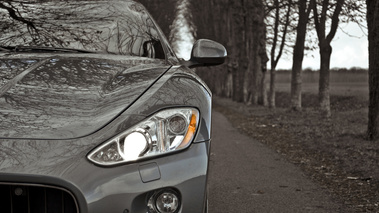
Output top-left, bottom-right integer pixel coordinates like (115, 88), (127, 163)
(0, 0), (226, 212)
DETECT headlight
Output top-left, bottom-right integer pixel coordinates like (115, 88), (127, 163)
(87, 108), (199, 166)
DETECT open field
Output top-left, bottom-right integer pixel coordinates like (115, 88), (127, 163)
(274, 70), (368, 83)
(274, 71), (369, 100)
(213, 71), (378, 212)
(276, 82), (369, 100)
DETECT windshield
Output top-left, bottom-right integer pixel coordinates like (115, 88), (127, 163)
(0, 0), (166, 59)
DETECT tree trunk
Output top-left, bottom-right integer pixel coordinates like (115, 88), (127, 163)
(232, 59), (246, 102)
(251, 55), (260, 105)
(269, 67), (276, 108)
(225, 69), (233, 97)
(366, 0), (379, 140)
(268, 0), (290, 108)
(261, 66), (268, 107)
(244, 61), (252, 103)
(291, 57), (303, 110)
(290, 0), (310, 111)
(260, 25), (268, 107)
(318, 42), (332, 117)
(231, 0), (247, 103)
(189, 0), (265, 103)
(246, 0), (265, 105)
(251, 50), (261, 105)
(312, 0), (344, 118)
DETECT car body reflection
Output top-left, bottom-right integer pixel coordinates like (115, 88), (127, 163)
(0, 0), (226, 212)
(0, 54), (169, 139)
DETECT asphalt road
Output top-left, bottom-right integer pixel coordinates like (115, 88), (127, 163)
(208, 110), (346, 213)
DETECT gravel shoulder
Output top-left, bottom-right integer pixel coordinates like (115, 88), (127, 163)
(212, 94), (379, 212)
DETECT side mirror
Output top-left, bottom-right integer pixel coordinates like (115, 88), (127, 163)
(185, 39), (227, 68)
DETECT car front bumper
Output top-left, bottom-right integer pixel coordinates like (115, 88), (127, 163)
(0, 141), (210, 213)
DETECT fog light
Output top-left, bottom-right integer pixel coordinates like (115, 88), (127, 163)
(147, 189), (181, 213)
(156, 192), (179, 213)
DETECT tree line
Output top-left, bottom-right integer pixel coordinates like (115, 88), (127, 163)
(140, 0), (379, 140)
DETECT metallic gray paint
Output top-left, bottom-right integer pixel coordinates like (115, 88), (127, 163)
(0, 54), (170, 139)
(0, 65), (212, 212)
(0, 141), (209, 213)
(188, 39), (227, 67)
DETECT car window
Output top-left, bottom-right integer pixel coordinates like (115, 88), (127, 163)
(0, 0), (166, 59)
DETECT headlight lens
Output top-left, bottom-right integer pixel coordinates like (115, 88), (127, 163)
(87, 108), (199, 166)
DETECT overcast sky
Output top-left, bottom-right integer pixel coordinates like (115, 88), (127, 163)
(275, 22), (368, 70)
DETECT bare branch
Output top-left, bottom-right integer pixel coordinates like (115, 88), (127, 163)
(326, 0), (345, 43)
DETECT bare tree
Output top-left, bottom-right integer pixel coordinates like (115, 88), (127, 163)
(259, 27), (270, 107)
(189, 0), (230, 97)
(232, 0), (266, 104)
(265, 0), (293, 108)
(189, 0), (266, 105)
(311, 0), (344, 117)
(366, 0), (379, 140)
(290, 0), (313, 111)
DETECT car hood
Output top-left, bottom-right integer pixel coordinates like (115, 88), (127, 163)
(0, 54), (170, 139)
